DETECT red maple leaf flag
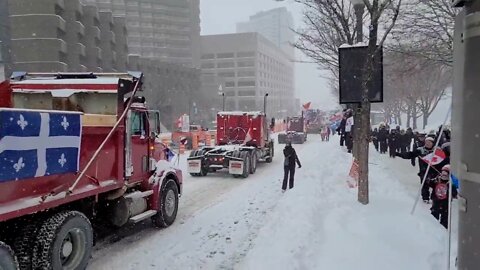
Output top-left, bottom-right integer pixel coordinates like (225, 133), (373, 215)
(347, 159), (359, 188)
(243, 121), (253, 144)
(302, 102), (311, 110)
(421, 148), (446, 166)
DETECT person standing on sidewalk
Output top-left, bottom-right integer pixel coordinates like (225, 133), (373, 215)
(282, 141), (302, 192)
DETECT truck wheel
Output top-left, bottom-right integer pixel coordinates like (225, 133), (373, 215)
(0, 241), (18, 270)
(240, 152), (250, 178)
(14, 218), (44, 269)
(152, 178), (179, 228)
(266, 144), (274, 163)
(250, 152), (257, 174)
(32, 211), (93, 270)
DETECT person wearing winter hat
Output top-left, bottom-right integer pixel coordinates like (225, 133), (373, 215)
(282, 141), (302, 192)
(395, 136), (448, 203)
(429, 165), (457, 229)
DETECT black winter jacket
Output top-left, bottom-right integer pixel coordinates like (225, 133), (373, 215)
(283, 146), (301, 168)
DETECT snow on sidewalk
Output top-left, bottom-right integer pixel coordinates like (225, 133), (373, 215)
(239, 141), (448, 270)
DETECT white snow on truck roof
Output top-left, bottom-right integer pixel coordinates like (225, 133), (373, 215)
(218, 111), (265, 116)
(12, 78), (120, 85)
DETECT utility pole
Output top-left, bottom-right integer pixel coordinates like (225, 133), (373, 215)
(452, 0), (480, 268)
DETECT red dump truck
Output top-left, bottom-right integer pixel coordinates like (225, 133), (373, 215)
(187, 110), (274, 178)
(0, 72), (182, 269)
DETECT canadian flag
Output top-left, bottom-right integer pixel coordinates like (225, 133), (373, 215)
(302, 102), (312, 111)
(243, 122), (253, 144)
(421, 148), (446, 166)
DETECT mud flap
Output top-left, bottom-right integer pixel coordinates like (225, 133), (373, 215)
(229, 160), (244, 175)
(187, 158), (202, 174)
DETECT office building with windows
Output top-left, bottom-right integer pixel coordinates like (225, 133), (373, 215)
(200, 33), (295, 118)
(83, 0), (201, 67)
(237, 7), (295, 59)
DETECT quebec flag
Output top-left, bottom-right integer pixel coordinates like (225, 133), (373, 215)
(0, 109), (82, 182)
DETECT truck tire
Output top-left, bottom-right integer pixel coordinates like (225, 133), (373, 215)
(198, 150), (208, 177)
(266, 143), (274, 163)
(13, 218), (44, 269)
(250, 151), (257, 174)
(152, 178), (179, 228)
(240, 151), (250, 178)
(0, 241), (18, 270)
(32, 211), (93, 270)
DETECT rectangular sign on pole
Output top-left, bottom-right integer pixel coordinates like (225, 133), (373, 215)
(338, 45), (384, 104)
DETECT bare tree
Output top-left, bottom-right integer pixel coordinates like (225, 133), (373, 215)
(390, 0), (457, 66)
(294, 0), (359, 80)
(414, 62), (450, 128)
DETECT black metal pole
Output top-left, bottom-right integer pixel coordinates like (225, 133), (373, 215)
(455, 0), (480, 268)
(222, 93), (225, 111)
(264, 93), (269, 115)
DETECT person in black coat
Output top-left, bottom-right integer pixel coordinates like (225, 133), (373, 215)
(282, 141), (302, 192)
(372, 128), (379, 151)
(336, 116), (347, 146)
(429, 165), (457, 229)
(395, 137), (448, 202)
(377, 125), (389, 154)
(388, 129), (398, 158)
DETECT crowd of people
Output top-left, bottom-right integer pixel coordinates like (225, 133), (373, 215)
(375, 124), (455, 229)
(335, 109), (456, 229)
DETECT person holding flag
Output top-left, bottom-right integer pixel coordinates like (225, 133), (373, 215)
(395, 136), (449, 203)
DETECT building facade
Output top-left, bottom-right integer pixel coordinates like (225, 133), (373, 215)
(200, 33), (295, 118)
(83, 0), (201, 67)
(0, 0), (129, 73)
(237, 7), (295, 59)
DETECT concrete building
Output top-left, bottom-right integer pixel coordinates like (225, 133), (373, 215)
(237, 7), (295, 59)
(200, 33), (295, 118)
(83, 0), (201, 67)
(0, 0), (128, 74)
(128, 55), (201, 131)
(82, 5), (103, 72)
(98, 11), (116, 72)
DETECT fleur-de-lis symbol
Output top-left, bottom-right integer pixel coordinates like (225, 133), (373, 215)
(17, 114), (28, 130)
(13, 157), (25, 172)
(61, 116), (70, 131)
(58, 154), (67, 167)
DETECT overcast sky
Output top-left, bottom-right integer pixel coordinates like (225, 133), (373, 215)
(200, 0), (338, 110)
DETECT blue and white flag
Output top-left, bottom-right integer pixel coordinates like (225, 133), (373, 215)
(0, 109), (82, 182)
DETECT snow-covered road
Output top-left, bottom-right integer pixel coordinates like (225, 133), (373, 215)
(89, 135), (450, 270)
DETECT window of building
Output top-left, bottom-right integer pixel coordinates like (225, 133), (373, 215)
(218, 72), (235, 78)
(225, 91), (236, 97)
(238, 90), (256, 97)
(225, 81), (235, 88)
(237, 51), (255, 58)
(237, 71), (255, 77)
(201, 62), (215, 69)
(238, 81), (255, 87)
(237, 60), (255, 68)
(217, 52), (235, 59)
(217, 62), (235, 68)
(201, 53), (215, 59)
